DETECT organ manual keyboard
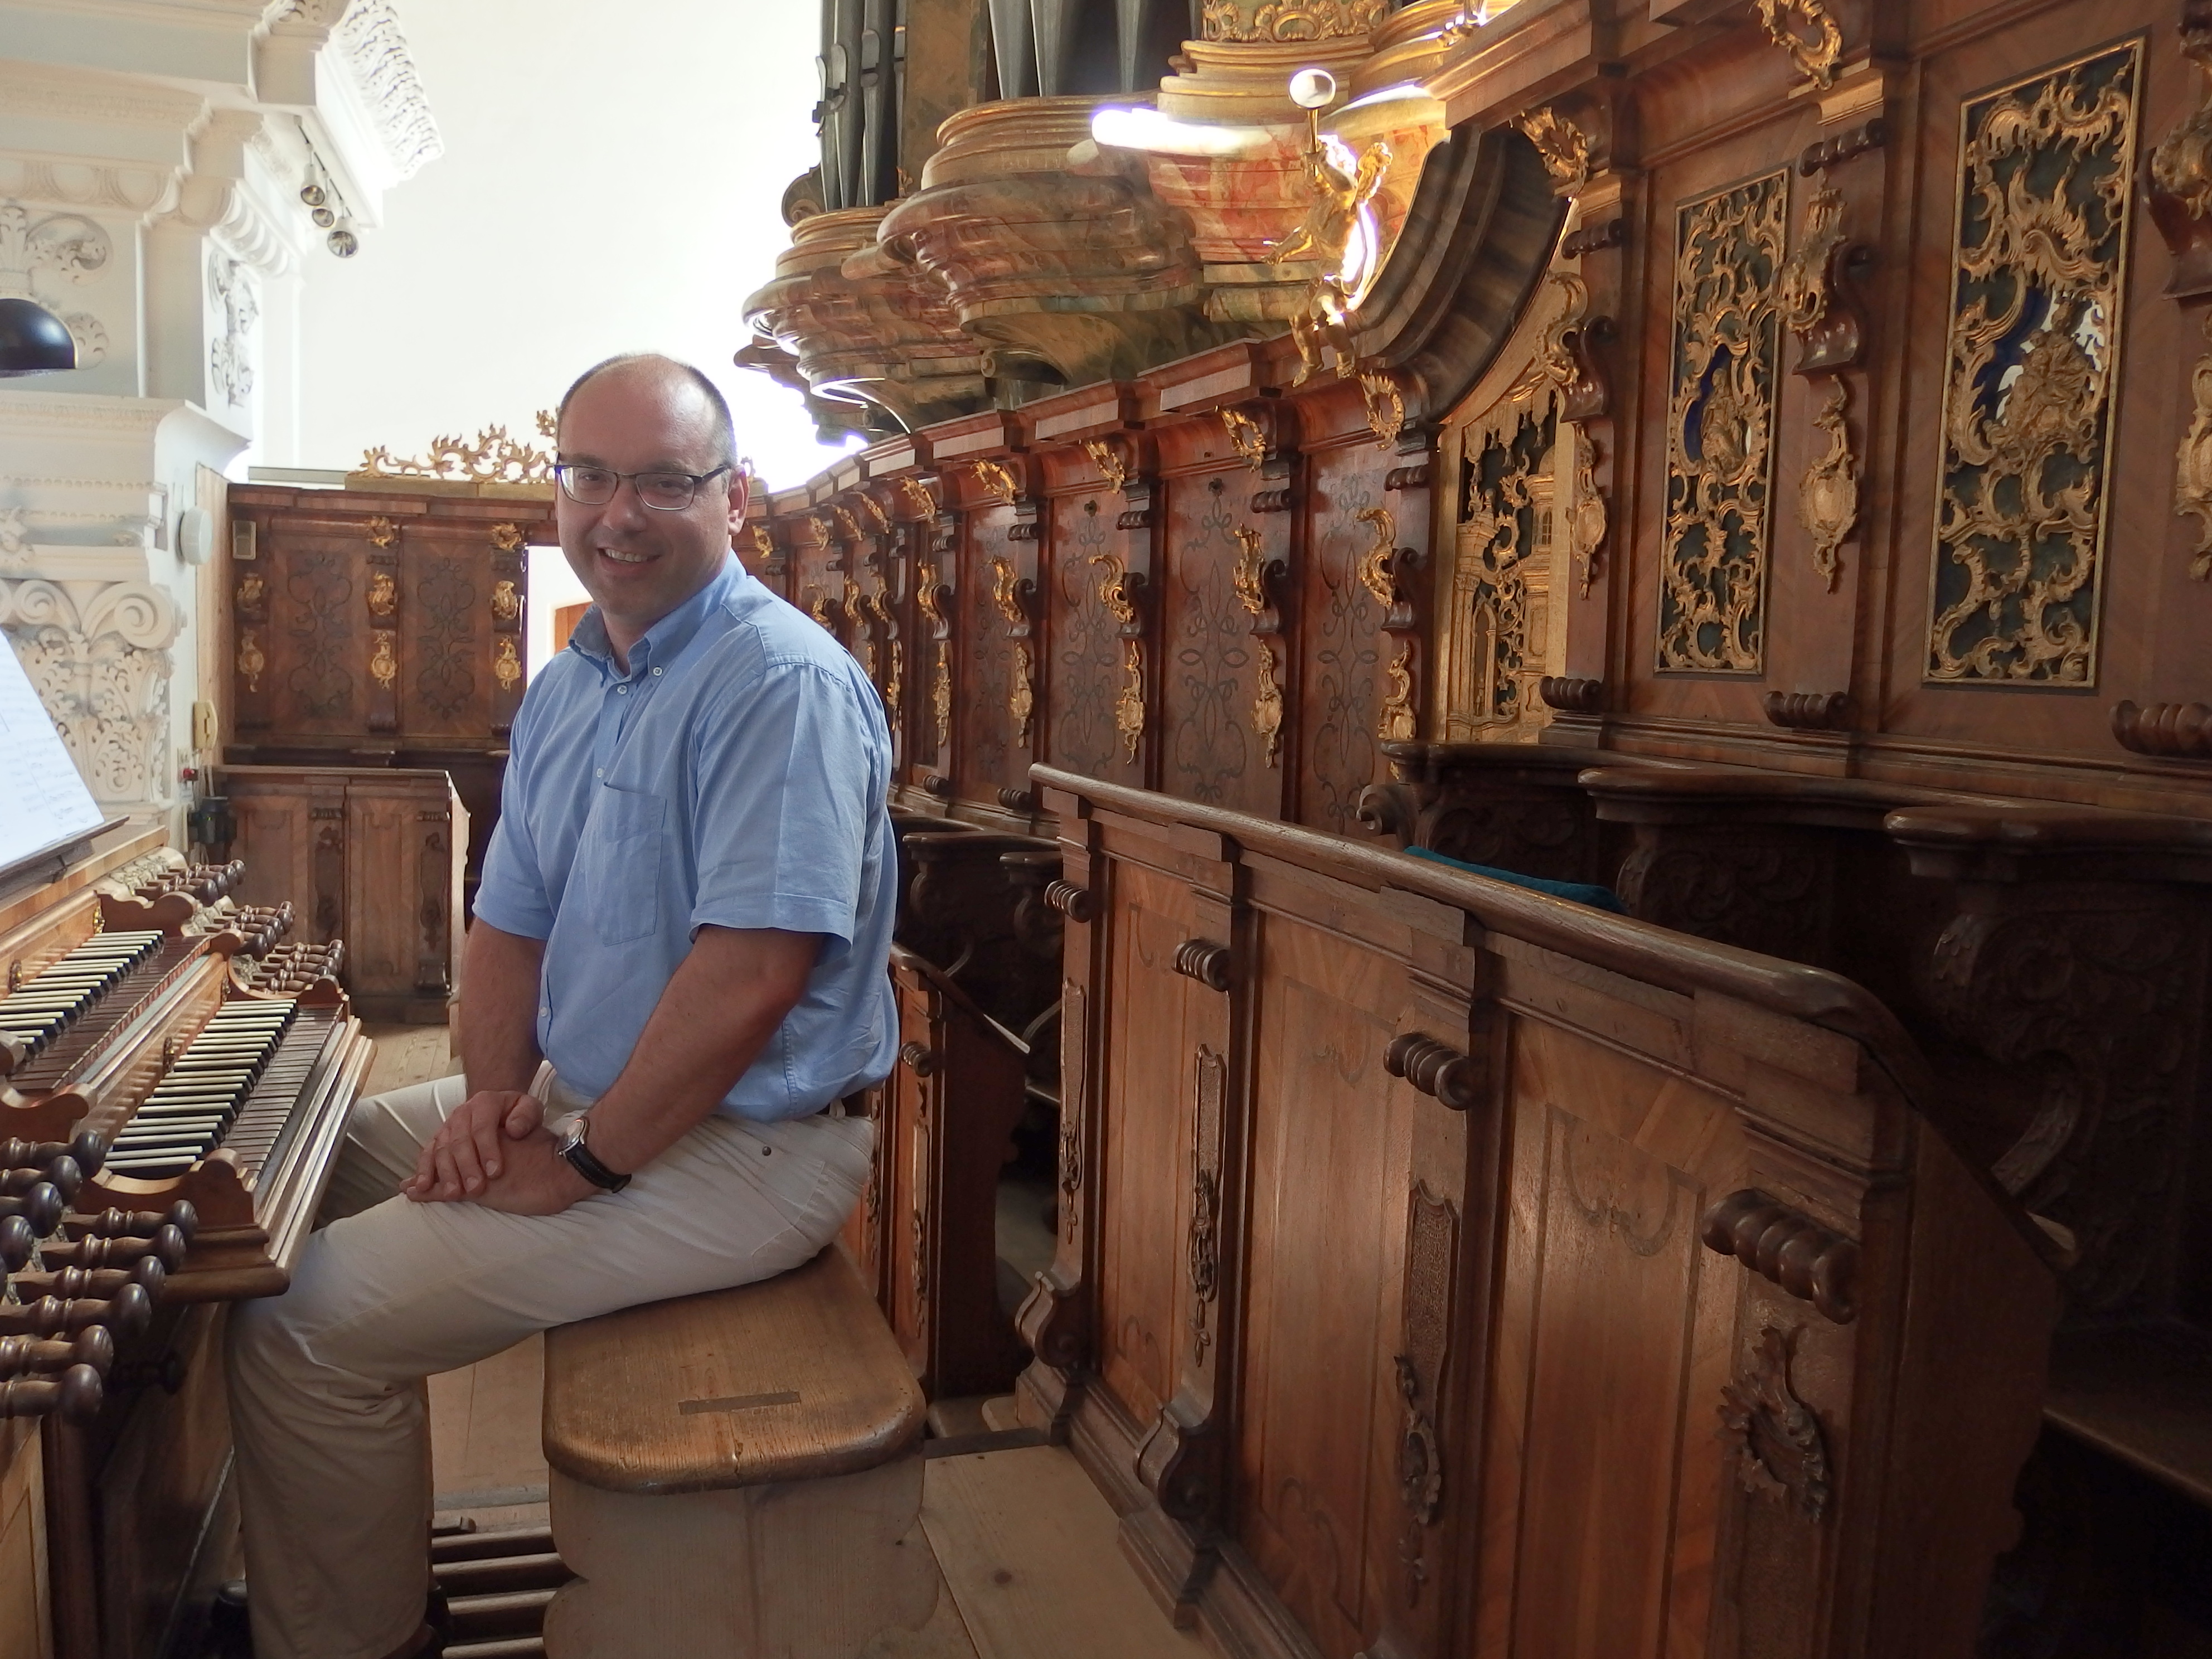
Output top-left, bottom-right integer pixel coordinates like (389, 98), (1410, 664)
(0, 825), (376, 1659)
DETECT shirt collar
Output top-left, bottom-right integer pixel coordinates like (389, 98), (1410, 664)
(567, 555), (743, 681)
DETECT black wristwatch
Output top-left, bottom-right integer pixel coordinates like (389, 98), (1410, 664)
(556, 1115), (631, 1193)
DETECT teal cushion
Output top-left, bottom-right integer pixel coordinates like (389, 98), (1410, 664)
(1400, 843), (1628, 914)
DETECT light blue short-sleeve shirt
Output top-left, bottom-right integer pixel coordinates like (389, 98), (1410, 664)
(472, 555), (899, 1122)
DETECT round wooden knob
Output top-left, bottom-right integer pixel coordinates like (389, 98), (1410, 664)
(0, 1216), (33, 1273)
(900, 1042), (940, 1078)
(0, 1183), (62, 1237)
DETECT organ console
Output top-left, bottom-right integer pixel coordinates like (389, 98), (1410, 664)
(0, 823), (372, 1657)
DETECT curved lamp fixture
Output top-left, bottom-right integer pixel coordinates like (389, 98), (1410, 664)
(0, 297), (76, 377)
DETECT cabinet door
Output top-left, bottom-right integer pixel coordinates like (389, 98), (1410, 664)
(225, 775), (347, 944)
(343, 778), (458, 1016)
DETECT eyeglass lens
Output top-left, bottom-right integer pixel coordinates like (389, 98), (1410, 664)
(559, 467), (704, 510)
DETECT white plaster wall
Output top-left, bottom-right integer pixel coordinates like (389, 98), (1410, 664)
(289, 0), (858, 491)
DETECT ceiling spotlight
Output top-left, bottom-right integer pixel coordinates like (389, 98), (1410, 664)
(311, 205), (336, 229)
(300, 181), (327, 208)
(327, 224), (358, 258)
(0, 295), (77, 376)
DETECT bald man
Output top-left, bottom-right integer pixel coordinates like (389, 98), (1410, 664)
(227, 355), (898, 1659)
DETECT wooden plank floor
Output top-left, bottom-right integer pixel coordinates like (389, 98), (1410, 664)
(920, 1444), (1207, 1659)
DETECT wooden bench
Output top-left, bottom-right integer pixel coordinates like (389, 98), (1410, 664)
(540, 1247), (948, 1658)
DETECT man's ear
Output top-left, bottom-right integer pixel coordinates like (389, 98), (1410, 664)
(726, 466), (751, 536)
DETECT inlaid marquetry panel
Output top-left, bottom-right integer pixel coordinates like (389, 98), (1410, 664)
(1164, 475), (1275, 817)
(1235, 913), (1415, 1658)
(1924, 38), (2143, 686)
(1098, 861), (1210, 1432)
(270, 538), (360, 734)
(1051, 492), (1133, 780)
(1657, 169), (1788, 676)
(1298, 450), (1393, 837)
(405, 545), (481, 736)
(961, 512), (1021, 795)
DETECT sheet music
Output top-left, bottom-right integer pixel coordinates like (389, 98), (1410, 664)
(0, 636), (105, 869)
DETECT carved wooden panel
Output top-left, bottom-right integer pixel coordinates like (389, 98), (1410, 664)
(1447, 403), (1558, 736)
(1923, 40), (2143, 686)
(1656, 169), (1788, 675)
(1297, 448), (1394, 837)
(958, 510), (1025, 799)
(1098, 860), (1209, 1432)
(1473, 1017), (1759, 1654)
(1234, 911), (1414, 1657)
(264, 528), (363, 736)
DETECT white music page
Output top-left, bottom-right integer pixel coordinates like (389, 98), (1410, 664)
(0, 636), (105, 868)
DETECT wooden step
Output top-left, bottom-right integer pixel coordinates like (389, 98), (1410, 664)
(443, 1641), (545, 1659)
(447, 1588), (556, 1642)
(433, 1524), (556, 1563)
(434, 1551), (570, 1598)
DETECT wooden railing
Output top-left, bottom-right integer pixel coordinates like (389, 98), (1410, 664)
(1015, 763), (2064, 1659)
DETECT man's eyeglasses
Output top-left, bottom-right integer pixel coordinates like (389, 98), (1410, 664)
(554, 462), (732, 512)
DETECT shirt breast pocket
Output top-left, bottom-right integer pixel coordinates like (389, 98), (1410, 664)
(585, 783), (666, 944)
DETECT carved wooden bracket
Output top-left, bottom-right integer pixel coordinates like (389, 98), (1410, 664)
(1249, 486), (1294, 514)
(1173, 939), (1231, 992)
(1798, 117), (1886, 176)
(1044, 880), (1095, 923)
(1699, 1188), (1859, 1323)
(2113, 699), (2212, 758)
(997, 786), (1036, 814)
(899, 1040), (940, 1079)
(1764, 690), (1852, 731)
(921, 772), (953, 798)
(1537, 676), (1604, 715)
(1560, 216), (1627, 258)
(1384, 1031), (1476, 1112)
(1383, 463), (1431, 492)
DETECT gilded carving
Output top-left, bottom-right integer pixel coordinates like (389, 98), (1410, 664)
(806, 588), (833, 629)
(932, 645), (953, 755)
(1569, 428), (1607, 599)
(489, 578), (521, 625)
(1083, 438), (1129, 492)
(2177, 313), (2212, 579)
(1778, 187), (1847, 338)
(237, 629), (264, 693)
(988, 555), (1026, 628)
(1452, 406), (1555, 728)
(855, 494), (891, 533)
(1254, 640), (1284, 767)
(1355, 506), (1398, 608)
(749, 523), (775, 560)
(1799, 380), (1858, 591)
(1115, 639), (1145, 762)
(355, 416), (557, 485)
(899, 477), (937, 517)
(1220, 406), (1267, 470)
(1090, 551), (1137, 628)
(1011, 641), (1035, 745)
(1926, 42), (2142, 684)
(493, 636), (522, 691)
(366, 571), (398, 619)
(1754, 0), (1842, 92)
(1187, 1045), (1226, 1364)
(2149, 5), (2212, 288)
(489, 522), (526, 552)
(884, 638), (903, 718)
(369, 630), (398, 690)
(1361, 370), (1406, 449)
(1199, 0), (1384, 40)
(1270, 135), (1392, 386)
(1719, 1325), (1832, 1521)
(233, 574), (267, 623)
(971, 458), (1017, 505)
(1233, 527), (1272, 618)
(1380, 643), (1417, 741)
(1658, 171), (1788, 674)
(1512, 108), (1590, 194)
(365, 516), (399, 549)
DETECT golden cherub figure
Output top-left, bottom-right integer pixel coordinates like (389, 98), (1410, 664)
(1268, 136), (1392, 386)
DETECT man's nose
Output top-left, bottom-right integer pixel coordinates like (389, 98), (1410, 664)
(601, 476), (654, 527)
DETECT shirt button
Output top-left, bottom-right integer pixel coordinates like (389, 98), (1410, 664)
(652, 666), (663, 676)
(539, 1007), (550, 1017)
(595, 768), (604, 778)
(617, 685), (629, 695)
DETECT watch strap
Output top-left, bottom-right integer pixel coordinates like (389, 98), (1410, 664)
(561, 1118), (631, 1193)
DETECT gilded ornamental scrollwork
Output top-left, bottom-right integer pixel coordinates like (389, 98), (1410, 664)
(355, 411), (558, 487)
(1360, 370), (1406, 449)
(1199, 0), (1384, 41)
(1925, 42), (2142, 684)
(490, 579), (521, 626)
(489, 523), (526, 553)
(1083, 439), (1129, 493)
(366, 572), (398, 619)
(1512, 108), (1590, 195)
(1233, 527), (1286, 767)
(2148, 0), (2212, 293)
(1090, 551), (1147, 763)
(2179, 314), (2212, 579)
(369, 633), (399, 690)
(1220, 407), (1268, 470)
(365, 517), (399, 550)
(970, 459), (1017, 506)
(1754, 0), (1842, 93)
(1658, 171), (1788, 675)
(1798, 381), (1859, 593)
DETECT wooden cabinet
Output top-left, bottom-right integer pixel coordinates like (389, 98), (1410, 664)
(219, 765), (465, 1023)
(222, 484), (549, 913)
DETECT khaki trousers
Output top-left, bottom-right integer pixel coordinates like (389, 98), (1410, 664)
(226, 1072), (873, 1659)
